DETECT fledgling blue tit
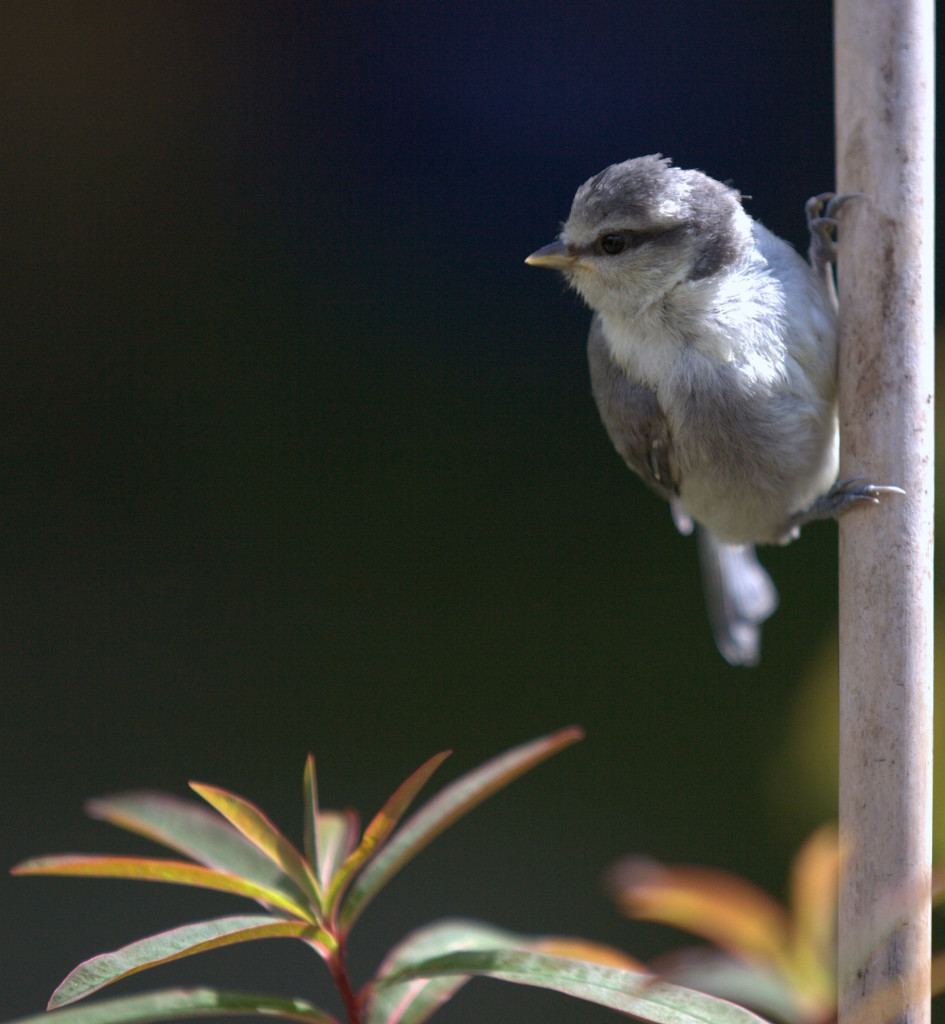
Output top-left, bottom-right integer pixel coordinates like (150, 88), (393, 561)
(527, 155), (901, 665)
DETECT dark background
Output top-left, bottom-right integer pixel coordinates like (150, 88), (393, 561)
(0, 3), (933, 1022)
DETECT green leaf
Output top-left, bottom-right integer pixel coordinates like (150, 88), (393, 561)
(49, 915), (322, 1008)
(326, 751), (451, 905)
(314, 810), (359, 893)
(302, 760), (360, 892)
(364, 919), (529, 1024)
(12, 855), (318, 923)
(190, 784), (322, 908)
(366, 971), (467, 1024)
(4, 988), (336, 1024)
(87, 792), (313, 913)
(377, 949), (770, 1024)
(641, 956), (802, 1024)
(339, 726), (583, 932)
(302, 756), (320, 872)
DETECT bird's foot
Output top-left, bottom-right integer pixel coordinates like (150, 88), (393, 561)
(790, 476), (905, 530)
(806, 192), (865, 267)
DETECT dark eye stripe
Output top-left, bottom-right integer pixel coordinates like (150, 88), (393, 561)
(597, 229), (665, 255)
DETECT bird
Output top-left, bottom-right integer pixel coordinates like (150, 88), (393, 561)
(526, 154), (901, 666)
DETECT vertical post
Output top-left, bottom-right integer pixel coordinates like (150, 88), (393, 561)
(834, 1), (934, 1023)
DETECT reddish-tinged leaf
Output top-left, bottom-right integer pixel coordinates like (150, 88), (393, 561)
(326, 751), (451, 904)
(644, 952), (803, 1024)
(365, 973), (467, 1024)
(339, 726), (583, 932)
(302, 760), (361, 892)
(189, 784), (321, 908)
(365, 918), (644, 1024)
(302, 756), (320, 872)
(784, 824), (839, 1006)
(365, 919), (525, 1024)
(314, 810), (359, 892)
(608, 857), (792, 970)
(12, 856), (317, 923)
(50, 915), (323, 1008)
(3, 988), (337, 1024)
(376, 948), (769, 1024)
(86, 792), (312, 912)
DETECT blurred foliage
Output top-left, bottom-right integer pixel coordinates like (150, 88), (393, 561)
(610, 826), (945, 1024)
(767, 327), (945, 857)
(767, 621), (945, 859)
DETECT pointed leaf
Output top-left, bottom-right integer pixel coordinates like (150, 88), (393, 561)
(12, 855), (317, 923)
(367, 918), (643, 1024)
(303, 756), (319, 871)
(339, 726), (583, 931)
(366, 972), (467, 1024)
(314, 810), (360, 892)
(190, 783), (321, 908)
(377, 949), (769, 1024)
(784, 823), (840, 1008)
(327, 751), (450, 904)
(647, 951), (804, 1024)
(50, 915), (324, 1008)
(4, 988), (337, 1024)
(365, 918), (526, 1024)
(608, 857), (792, 969)
(301, 759), (362, 890)
(87, 792), (312, 913)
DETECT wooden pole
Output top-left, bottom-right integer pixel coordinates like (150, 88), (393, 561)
(834, 1), (934, 1023)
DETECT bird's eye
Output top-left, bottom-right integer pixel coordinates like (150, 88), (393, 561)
(599, 233), (627, 255)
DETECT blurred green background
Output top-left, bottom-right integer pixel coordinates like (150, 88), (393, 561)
(0, 4), (937, 1022)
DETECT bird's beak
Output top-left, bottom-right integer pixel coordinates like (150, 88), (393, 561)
(525, 239), (577, 269)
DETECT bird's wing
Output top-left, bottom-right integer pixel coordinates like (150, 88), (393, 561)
(588, 314), (779, 665)
(587, 314), (678, 502)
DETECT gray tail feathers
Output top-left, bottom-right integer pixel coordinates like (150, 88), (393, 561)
(697, 528), (779, 667)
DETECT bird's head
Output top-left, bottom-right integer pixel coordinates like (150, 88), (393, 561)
(526, 155), (751, 318)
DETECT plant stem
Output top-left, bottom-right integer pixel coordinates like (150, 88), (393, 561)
(328, 941), (362, 1024)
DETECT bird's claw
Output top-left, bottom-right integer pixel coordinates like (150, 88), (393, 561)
(806, 192), (866, 266)
(790, 476), (905, 529)
(828, 475), (905, 503)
